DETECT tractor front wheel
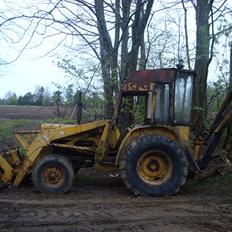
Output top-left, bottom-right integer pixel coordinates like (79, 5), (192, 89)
(32, 154), (74, 193)
(120, 136), (188, 197)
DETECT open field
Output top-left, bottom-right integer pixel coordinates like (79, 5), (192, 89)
(0, 105), (231, 232)
(0, 105), (75, 152)
(0, 105), (71, 119)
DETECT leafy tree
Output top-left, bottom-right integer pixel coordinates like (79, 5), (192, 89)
(190, 0), (231, 130)
(34, 86), (45, 106)
(64, 84), (75, 106)
(16, 86), (51, 106)
(52, 85), (63, 117)
(4, 91), (17, 105)
(17, 92), (34, 105)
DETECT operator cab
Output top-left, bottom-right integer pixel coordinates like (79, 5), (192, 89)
(116, 68), (195, 129)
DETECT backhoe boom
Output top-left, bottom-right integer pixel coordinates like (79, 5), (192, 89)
(201, 90), (232, 168)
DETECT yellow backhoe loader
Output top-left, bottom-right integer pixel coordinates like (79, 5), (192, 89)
(0, 65), (231, 196)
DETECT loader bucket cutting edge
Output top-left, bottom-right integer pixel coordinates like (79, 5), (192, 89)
(0, 155), (14, 186)
(0, 149), (21, 187)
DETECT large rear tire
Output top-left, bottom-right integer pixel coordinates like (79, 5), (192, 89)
(120, 135), (188, 197)
(32, 154), (74, 193)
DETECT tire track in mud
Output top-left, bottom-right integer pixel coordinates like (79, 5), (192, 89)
(1, 215), (231, 232)
(1, 195), (231, 232)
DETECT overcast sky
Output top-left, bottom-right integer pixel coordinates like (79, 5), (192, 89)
(0, 0), (69, 98)
(0, 56), (66, 98)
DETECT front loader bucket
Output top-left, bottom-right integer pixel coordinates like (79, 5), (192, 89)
(0, 149), (21, 188)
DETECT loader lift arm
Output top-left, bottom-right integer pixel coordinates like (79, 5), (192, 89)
(200, 90), (232, 169)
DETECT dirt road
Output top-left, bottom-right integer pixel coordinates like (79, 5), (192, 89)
(0, 171), (231, 232)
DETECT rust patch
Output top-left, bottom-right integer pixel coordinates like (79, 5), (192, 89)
(122, 82), (150, 91)
(126, 69), (175, 84)
(122, 69), (176, 93)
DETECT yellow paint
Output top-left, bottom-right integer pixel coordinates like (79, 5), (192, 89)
(0, 155), (13, 183)
(193, 138), (204, 160)
(13, 120), (110, 186)
(174, 126), (190, 142)
(109, 127), (120, 148)
(0, 118), (200, 188)
(137, 150), (173, 185)
(5, 149), (21, 166)
(15, 133), (30, 150)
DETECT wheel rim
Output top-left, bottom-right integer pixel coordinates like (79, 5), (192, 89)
(42, 166), (64, 188)
(137, 150), (173, 185)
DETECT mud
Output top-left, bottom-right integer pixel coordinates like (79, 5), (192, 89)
(0, 171), (231, 232)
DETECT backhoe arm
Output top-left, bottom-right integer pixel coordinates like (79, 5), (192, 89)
(201, 90), (232, 168)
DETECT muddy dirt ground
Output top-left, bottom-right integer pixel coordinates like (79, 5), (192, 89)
(0, 170), (231, 232)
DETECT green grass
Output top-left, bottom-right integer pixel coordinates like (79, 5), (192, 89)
(191, 173), (232, 186)
(45, 117), (76, 124)
(0, 119), (41, 150)
(185, 172), (232, 195)
(0, 118), (76, 151)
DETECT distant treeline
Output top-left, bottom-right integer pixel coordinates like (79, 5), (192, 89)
(1, 87), (52, 106)
(0, 85), (105, 120)
(0, 85), (79, 106)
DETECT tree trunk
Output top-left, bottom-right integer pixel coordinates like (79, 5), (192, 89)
(112, 0), (120, 94)
(127, 0), (154, 74)
(95, 0), (114, 118)
(120, 0), (131, 84)
(192, 0), (211, 131)
(181, 0), (191, 69)
(223, 42), (232, 150)
(95, 0), (154, 119)
(230, 43), (232, 87)
(139, 33), (146, 69)
(121, 0), (154, 127)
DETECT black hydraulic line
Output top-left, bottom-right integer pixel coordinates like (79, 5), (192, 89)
(200, 132), (222, 170)
(198, 90), (232, 169)
(76, 92), (83, 124)
(207, 90), (232, 138)
(184, 148), (201, 172)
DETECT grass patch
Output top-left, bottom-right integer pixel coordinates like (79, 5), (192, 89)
(45, 117), (76, 124)
(0, 118), (76, 151)
(185, 172), (232, 195)
(0, 119), (42, 151)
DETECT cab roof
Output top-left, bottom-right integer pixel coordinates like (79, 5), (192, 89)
(121, 68), (195, 93)
(125, 68), (195, 84)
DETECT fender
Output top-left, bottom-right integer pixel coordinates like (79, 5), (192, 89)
(115, 125), (180, 167)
